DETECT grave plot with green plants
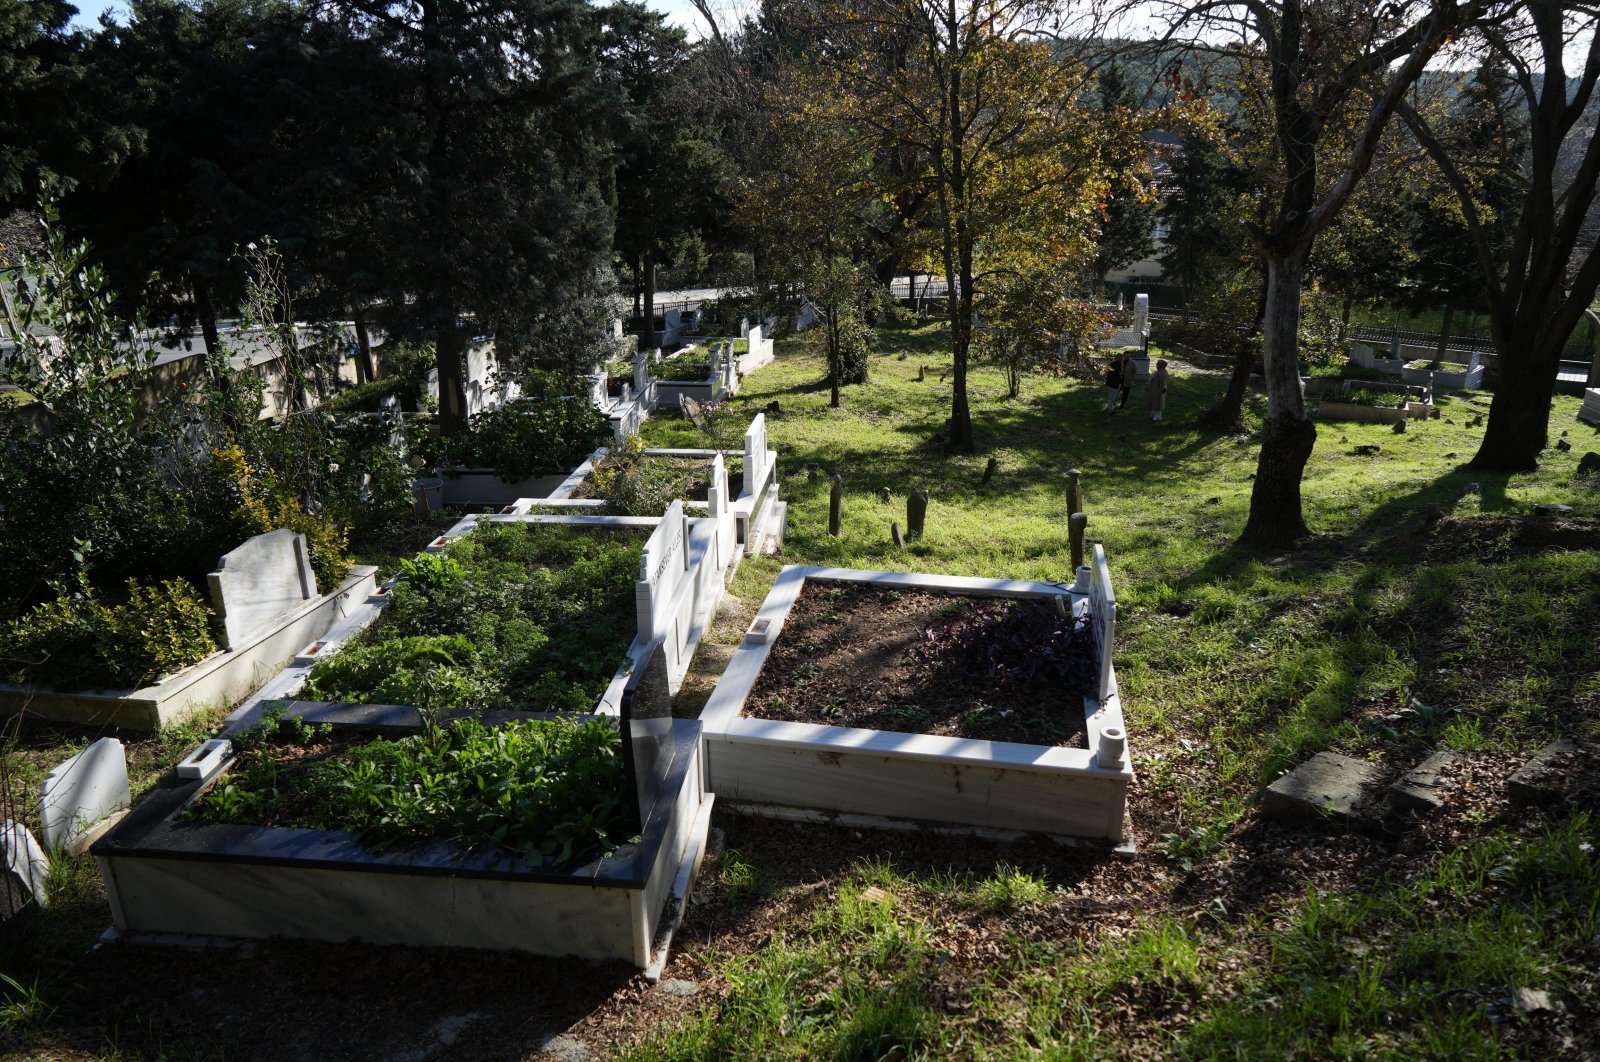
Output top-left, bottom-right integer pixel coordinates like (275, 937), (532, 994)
(301, 521), (647, 714)
(188, 704), (633, 870)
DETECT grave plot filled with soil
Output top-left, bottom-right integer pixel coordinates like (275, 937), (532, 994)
(744, 582), (1093, 746)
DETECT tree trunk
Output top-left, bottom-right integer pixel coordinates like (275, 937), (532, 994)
(1197, 266), (1268, 432)
(352, 309), (376, 384)
(1339, 294), (1352, 343)
(632, 260), (641, 318)
(641, 251), (657, 349)
(1239, 247), (1314, 546)
(437, 324), (469, 437)
(1436, 304), (1454, 363)
(1469, 336), (1561, 471)
(828, 311), (841, 408)
(193, 280), (221, 359)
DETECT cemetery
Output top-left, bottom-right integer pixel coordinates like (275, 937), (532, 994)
(4, 0), (1600, 1049)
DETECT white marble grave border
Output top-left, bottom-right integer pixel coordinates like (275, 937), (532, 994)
(94, 706), (710, 969)
(0, 566), (378, 731)
(697, 561), (1134, 842)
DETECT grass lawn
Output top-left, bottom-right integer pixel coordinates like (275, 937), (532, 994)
(2, 321), (1596, 1059)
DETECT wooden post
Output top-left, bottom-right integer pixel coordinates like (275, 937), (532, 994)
(829, 475), (843, 537)
(1066, 468), (1082, 517)
(1069, 512), (1088, 571)
(907, 489), (929, 537)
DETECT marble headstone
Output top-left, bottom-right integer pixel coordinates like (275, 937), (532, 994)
(1, 819), (48, 918)
(40, 737), (130, 850)
(207, 529), (318, 649)
(1133, 293), (1149, 338)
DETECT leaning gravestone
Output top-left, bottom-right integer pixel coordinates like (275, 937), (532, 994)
(207, 529), (318, 650)
(2, 820), (49, 919)
(680, 394), (712, 433)
(40, 737), (130, 850)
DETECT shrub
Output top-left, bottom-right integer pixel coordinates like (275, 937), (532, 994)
(321, 378), (413, 415)
(98, 578), (218, 685)
(1, 577), (217, 689)
(651, 357), (714, 382)
(449, 395), (610, 480)
(212, 442), (352, 590)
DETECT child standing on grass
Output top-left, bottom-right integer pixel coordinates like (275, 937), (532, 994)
(1105, 358), (1123, 414)
(1117, 351), (1136, 410)
(1148, 359), (1169, 421)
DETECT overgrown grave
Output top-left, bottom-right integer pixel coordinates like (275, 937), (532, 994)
(652, 341), (739, 409)
(550, 413), (785, 558)
(0, 530), (378, 730)
(697, 544), (1132, 844)
(91, 507), (717, 970)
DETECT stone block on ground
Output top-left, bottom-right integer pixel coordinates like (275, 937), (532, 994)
(1388, 749), (1463, 814)
(1262, 752), (1384, 827)
(1, 819), (49, 919)
(1507, 739), (1581, 806)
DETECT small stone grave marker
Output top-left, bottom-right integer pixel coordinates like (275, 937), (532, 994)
(1262, 751), (1382, 828)
(207, 529), (318, 649)
(40, 737), (130, 850)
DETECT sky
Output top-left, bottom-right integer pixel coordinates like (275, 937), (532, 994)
(69, 0), (718, 33)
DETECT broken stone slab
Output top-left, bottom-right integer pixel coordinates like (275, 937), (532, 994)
(1507, 739), (1581, 806)
(40, 736), (130, 851)
(2, 819), (49, 919)
(1389, 749), (1463, 814)
(1262, 752), (1384, 828)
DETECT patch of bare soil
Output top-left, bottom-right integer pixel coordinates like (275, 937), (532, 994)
(1423, 514), (1600, 561)
(744, 583), (1090, 746)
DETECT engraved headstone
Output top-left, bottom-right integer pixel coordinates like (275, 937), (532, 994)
(1133, 293), (1149, 338)
(40, 737), (130, 850)
(207, 529), (318, 649)
(1088, 543), (1117, 702)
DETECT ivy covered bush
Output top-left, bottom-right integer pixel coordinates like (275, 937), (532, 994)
(303, 522), (643, 712)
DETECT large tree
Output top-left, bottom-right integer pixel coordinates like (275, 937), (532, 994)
(1155, 0), (1501, 545)
(1400, 4), (1600, 470)
(776, 0), (1143, 451)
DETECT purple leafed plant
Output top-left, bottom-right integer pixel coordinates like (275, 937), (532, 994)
(912, 599), (1098, 700)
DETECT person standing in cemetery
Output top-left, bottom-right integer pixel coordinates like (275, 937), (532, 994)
(1148, 359), (1169, 421)
(1117, 351), (1136, 411)
(1104, 357), (1124, 414)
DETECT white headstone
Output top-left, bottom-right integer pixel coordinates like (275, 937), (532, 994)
(1088, 543), (1117, 702)
(739, 318), (750, 339)
(207, 529), (318, 649)
(1133, 294), (1149, 338)
(1, 820), (48, 919)
(636, 500), (690, 645)
(708, 453), (728, 517)
(39, 737), (130, 851)
(664, 308), (682, 332)
(742, 413), (769, 499)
